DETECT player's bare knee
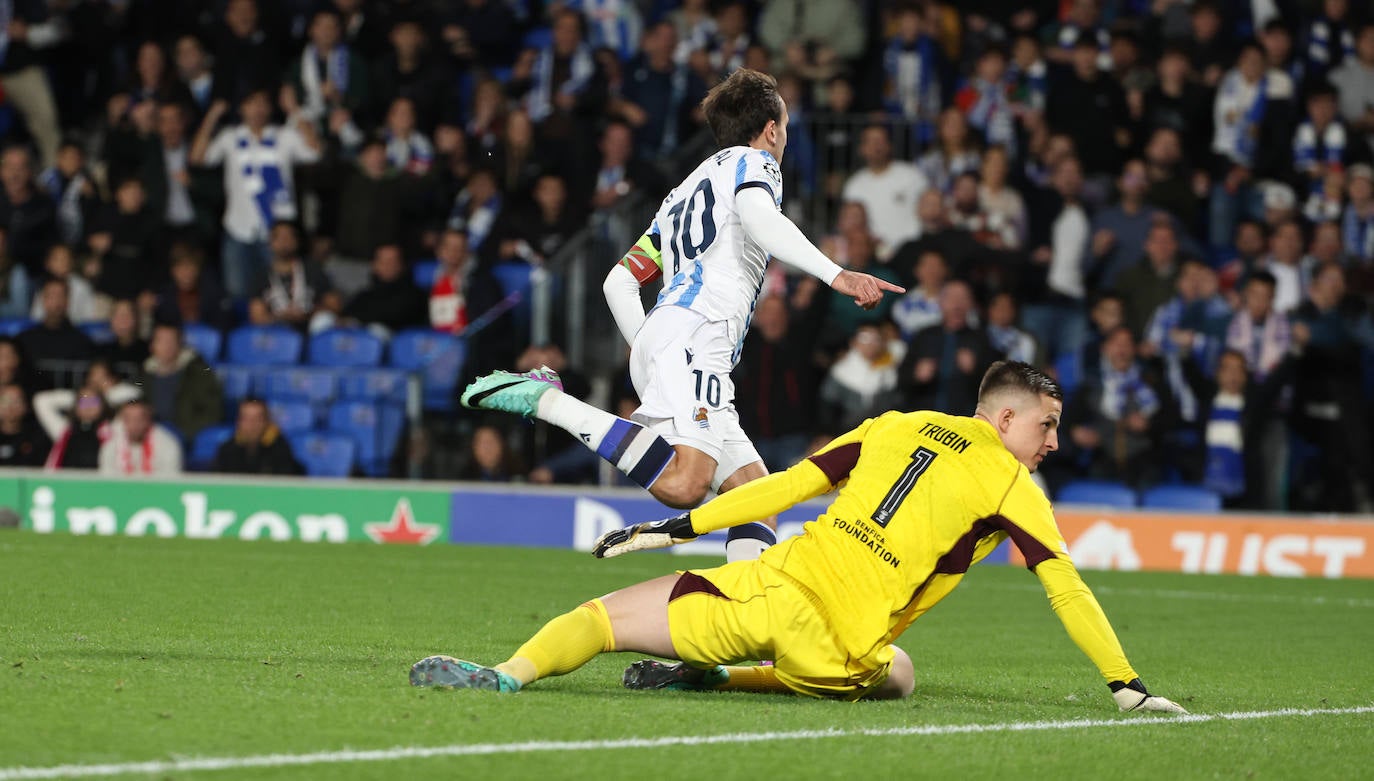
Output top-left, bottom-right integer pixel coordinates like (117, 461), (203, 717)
(868, 647), (915, 700)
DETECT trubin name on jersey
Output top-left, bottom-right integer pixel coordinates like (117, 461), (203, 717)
(834, 517), (902, 569)
(917, 422), (973, 454)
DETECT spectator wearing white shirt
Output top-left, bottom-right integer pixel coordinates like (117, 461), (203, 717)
(1255, 220), (1314, 315)
(841, 124), (928, 257)
(1023, 156), (1090, 364)
(190, 88), (323, 300)
(98, 398), (182, 477)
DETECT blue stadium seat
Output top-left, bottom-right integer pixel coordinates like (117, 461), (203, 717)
(1140, 485), (1222, 512)
(388, 329), (465, 412)
(226, 326), (302, 365)
(295, 432), (356, 478)
(188, 424), (234, 471)
(309, 327), (384, 368)
(338, 367), (409, 405)
(491, 261), (533, 303)
(0, 318), (31, 336)
(268, 399), (315, 435)
(80, 322), (113, 343)
(412, 260), (439, 291)
(184, 323), (222, 363)
(260, 368), (338, 406)
(215, 365), (257, 404)
(327, 400), (404, 477)
(1053, 352), (1080, 398)
(1055, 480), (1138, 508)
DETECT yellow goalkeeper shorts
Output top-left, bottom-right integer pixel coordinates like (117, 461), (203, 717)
(666, 560), (894, 700)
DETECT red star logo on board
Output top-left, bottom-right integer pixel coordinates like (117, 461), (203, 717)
(364, 498), (440, 545)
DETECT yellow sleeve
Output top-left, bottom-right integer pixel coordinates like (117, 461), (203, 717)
(997, 473), (1138, 684)
(689, 416), (882, 535)
(1034, 558), (1138, 684)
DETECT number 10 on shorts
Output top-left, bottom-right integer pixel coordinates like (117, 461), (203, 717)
(692, 369), (722, 407)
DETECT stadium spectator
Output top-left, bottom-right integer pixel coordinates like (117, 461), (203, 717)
(1063, 326), (1165, 487)
(875, 1), (944, 142)
(381, 97), (434, 177)
(247, 222), (339, 331)
(583, 119), (662, 213)
(1140, 48), (1213, 169)
(1328, 24), (1374, 157)
(1046, 36), (1129, 181)
(133, 322), (223, 441)
(1090, 160), (1167, 291)
(29, 243), (97, 324)
(1342, 164), (1374, 264)
(898, 280), (997, 414)
(98, 299), (149, 370)
(98, 398), (182, 476)
(985, 291), (1036, 365)
(819, 324), (901, 432)
(823, 231), (898, 341)
(1140, 127), (1199, 225)
(211, 0), (283, 107)
(618, 22), (708, 162)
(429, 229), (471, 335)
(1208, 40), (1296, 250)
(457, 423), (523, 482)
(757, 0), (864, 85)
(510, 9), (607, 133)
(0, 0), (61, 168)
(890, 249), (948, 340)
(1225, 271), (1291, 381)
(18, 278), (95, 378)
(191, 87), (323, 300)
(0, 383), (50, 466)
(443, 0), (520, 71)
(0, 338), (34, 397)
(1289, 264), (1373, 513)
(842, 124), (929, 256)
(1302, 0), (1356, 80)
(817, 201), (875, 267)
(373, 19), (450, 133)
(172, 34), (216, 120)
(493, 174), (581, 266)
(1022, 156), (1090, 364)
(734, 294), (822, 472)
(1115, 221), (1186, 339)
(88, 178), (160, 302)
(1254, 220), (1313, 314)
(1182, 1), (1232, 88)
(686, 0), (751, 83)
(488, 110), (549, 197)
(891, 189), (984, 283)
(917, 108), (982, 195)
(1293, 83), (1356, 197)
(152, 242), (230, 331)
(37, 140), (96, 247)
(446, 168), (504, 258)
(212, 398), (305, 476)
(332, 136), (408, 290)
(342, 244), (427, 335)
(33, 382), (116, 470)
(0, 231), (32, 319)
(287, 8), (370, 128)
(957, 47), (1016, 156)
(139, 102), (210, 244)
(976, 146), (1025, 250)
(0, 146), (58, 277)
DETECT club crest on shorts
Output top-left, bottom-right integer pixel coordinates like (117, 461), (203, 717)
(693, 406), (710, 429)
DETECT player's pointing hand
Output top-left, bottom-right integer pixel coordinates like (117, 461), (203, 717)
(831, 270), (906, 311)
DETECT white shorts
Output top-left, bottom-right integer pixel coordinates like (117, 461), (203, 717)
(630, 306), (762, 491)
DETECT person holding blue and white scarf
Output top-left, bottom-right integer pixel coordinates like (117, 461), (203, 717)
(290, 9), (368, 124)
(1342, 164), (1374, 264)
(517, 10), (601, 125)
(881, 5), (942, 145)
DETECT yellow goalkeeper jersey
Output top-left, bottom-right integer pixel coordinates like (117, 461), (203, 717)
(692, 410), (1139, 684)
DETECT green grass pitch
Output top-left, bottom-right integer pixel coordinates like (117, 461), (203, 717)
(2, 531), (1372, 780)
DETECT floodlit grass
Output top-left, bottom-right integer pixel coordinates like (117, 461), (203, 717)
(2, 531), (1371, 780)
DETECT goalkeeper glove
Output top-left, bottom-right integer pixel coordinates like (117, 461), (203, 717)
(1110, 679), (1188, 714)
(593, 512), (698, 558)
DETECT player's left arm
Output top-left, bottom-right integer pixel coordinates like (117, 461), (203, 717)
(593, 417), (882, 558)
(997, 474), (1187, 713)
(603, 223), (663, 345)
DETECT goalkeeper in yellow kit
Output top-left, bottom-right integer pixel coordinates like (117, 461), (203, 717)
(411, 361), (1186, 713)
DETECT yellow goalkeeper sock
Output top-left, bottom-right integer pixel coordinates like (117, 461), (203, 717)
(495, 599), (616, 686)
(716, 665), (792, 694)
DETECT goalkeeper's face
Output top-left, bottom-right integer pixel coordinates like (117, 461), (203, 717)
(998, 393), (1062, 473)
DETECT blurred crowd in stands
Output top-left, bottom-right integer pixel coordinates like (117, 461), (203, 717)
(0, 0), (1369, 513)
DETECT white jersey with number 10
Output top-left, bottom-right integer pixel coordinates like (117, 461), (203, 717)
(650, 145), (783, 357)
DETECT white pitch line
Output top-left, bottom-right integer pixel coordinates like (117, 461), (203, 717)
(1, 705), (1370, 780)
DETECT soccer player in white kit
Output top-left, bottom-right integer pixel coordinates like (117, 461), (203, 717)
(462, 69), (903, 561)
